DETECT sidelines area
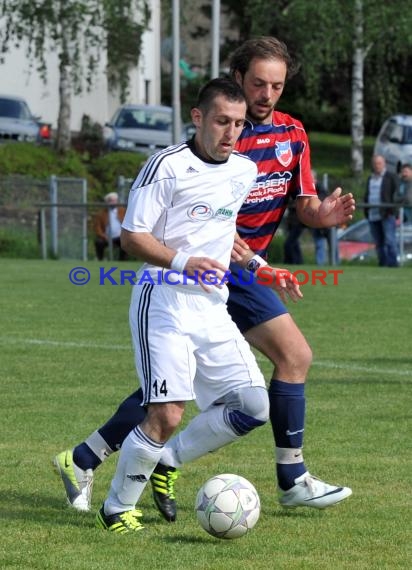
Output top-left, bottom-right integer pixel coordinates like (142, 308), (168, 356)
(1, 335), (410, 378)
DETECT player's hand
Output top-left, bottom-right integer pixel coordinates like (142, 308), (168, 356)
(256, 266), (303, 303)
(231, 235), (250, 262)
(318, 188), (356, 227)
(184, 256), (229, 293)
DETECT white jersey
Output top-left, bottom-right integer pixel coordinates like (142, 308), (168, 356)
(122, 140), (257, 295)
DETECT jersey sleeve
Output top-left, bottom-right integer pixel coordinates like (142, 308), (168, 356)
(294, 128), (317, 198)
(122, 157), (175, 233)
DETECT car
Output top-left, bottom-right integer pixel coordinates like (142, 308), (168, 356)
(103, 104), (193, 154)
(373, 114), (412, 173)
(338, 218), (412, 263)
(0, 95), (51, 144)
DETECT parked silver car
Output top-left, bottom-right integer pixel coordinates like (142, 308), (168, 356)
(0, 95), (51, 144)
(103, 104), (193, 155)
(373, 114), (412, 173)
(338, 218), (412, 263)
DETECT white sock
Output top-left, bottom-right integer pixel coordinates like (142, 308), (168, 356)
(84, 430), (114, 462)
(160, 405), (239, 467)
(105, 427), (164, 515)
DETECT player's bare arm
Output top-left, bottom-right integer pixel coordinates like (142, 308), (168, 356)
(297, 189), (356, 228)
(121, 228), (228, 293)
(231, 233), (303, 304)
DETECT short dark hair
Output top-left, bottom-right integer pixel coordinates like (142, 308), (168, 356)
(401, 163), (412, 169)
(229, 36), (299, 81)
(195, 77), (246, 113)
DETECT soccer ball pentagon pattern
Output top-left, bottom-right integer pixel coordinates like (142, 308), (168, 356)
(195, 473), (260, 539)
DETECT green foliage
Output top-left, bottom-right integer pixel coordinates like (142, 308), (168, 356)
(71, 114), (105, 162)
(105, 0), (151, 101)
(88, 151), (147, 198)
(0, 143), (89, 178)
(0, 227), (39, 258)
(219, 0), (412, 134)
(0, 1), (150, 97)
(0, 260), (411, 569)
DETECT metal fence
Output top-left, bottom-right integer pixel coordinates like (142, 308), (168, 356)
(0, 175), (89, 259)
(1, 174), (410, 263)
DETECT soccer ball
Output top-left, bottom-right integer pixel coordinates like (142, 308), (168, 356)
(195, 473), (260, 539)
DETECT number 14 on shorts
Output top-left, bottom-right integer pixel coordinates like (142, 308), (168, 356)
(152, 379), (168, 397)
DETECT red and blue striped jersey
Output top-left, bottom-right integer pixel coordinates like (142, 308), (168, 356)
(235, 110), (317, 257)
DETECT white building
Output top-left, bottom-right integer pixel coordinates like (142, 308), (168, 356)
(0, 0), (161, 132)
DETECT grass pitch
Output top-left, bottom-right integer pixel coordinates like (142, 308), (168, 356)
(0, 259), (411, 570)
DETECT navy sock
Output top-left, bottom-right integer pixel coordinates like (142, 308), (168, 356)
(73, 443), (102, 471)
(73, 388), (146, 471)
(268, 379), (307, 490)
(98, 388), (146, 449)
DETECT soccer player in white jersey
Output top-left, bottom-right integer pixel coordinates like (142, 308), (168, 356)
(95, 78), (271, 533)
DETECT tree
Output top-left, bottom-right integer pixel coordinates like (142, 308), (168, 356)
(0, 0), (150, 153)
(219, 0), (412, 176)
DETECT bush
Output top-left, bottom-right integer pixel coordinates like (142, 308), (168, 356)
(0, 227), (39, 258)
(71, 114), (105, 161)
(88, 151), (147, 198)
(0, 143), (89, 178)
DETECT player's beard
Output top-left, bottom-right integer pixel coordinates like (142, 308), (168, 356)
(247, 101), (274, 124)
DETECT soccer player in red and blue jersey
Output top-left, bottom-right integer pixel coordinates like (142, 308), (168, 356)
(225, 37), (354, 508)
(54, 37), (355, 517)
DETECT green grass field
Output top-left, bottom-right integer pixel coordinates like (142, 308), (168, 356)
(1, 259), (411, 570)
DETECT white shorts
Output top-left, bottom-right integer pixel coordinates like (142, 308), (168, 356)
(129, 282), (265, 411)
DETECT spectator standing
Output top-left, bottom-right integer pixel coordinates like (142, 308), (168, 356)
(399, 163), (412, 223)
(93, 192), (127, 261)
(364, 155), (399, 267)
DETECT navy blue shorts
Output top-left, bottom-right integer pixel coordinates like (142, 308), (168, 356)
(226, 263), (288, 333)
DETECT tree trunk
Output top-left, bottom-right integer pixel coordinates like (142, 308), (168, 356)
(56, 54), (72, 154)
(351, 0), (364, 178)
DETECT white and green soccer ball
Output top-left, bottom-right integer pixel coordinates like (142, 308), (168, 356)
(195, 473), (260, 539)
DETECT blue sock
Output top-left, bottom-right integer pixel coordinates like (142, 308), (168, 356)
(98, 389), (146, 449)
(73, 389), (146, 471)
(268, 379), (307, 490)
(73, 442), (102, 471)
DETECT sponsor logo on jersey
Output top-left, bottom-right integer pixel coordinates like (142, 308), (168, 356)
(231, 179), (246, 200)
(244, 172), (292, 203)
(187, 203), (213, 221)
(275, 140), (292, 166)
(256, 137), (271, 145)
(215, 207), (234, 220)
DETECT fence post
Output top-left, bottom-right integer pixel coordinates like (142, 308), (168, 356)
(82, 178), (88, 261)
(49, 175), (58, 258)
(107, 204), (114, 261)
(40, 207), (47, 260)
(399, 207), (404, 266)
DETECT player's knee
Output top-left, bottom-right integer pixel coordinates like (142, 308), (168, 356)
(146, 402), (185, 440)
(277, 341), (312, 377)
(223, 386), (269, 436)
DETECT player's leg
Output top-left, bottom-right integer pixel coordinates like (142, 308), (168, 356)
(98, 402), (184, 533)
(154, 301), (269, 519)
(53, 388), (146, 511)
(98, 282), (196, 532)
(228, 264), (352, 508)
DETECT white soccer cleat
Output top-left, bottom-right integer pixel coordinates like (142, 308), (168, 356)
(279, 472), (352, 509)
(53, 449), (94, 512)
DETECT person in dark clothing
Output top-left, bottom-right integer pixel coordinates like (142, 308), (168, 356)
(364, 155), (399, 267)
